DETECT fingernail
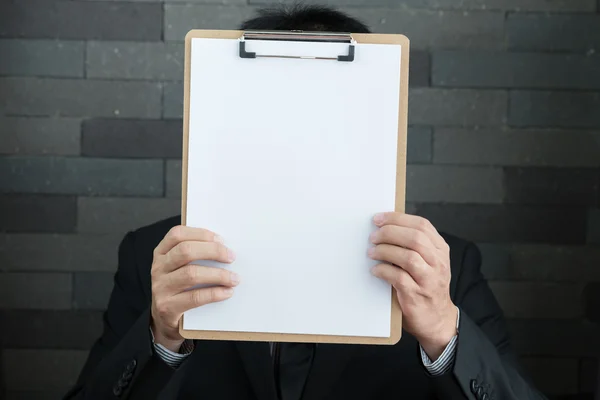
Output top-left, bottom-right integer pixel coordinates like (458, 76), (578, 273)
(373, 213), (384, 225)
(367, 247), (375, 257)
(370, 266), (378, 276)
(369, 230), (377, 243)
(223, 288), (234, 297)
(230, 272), (240, 285)
(214, 235), (224, 244)
(227, 249), (236, 262)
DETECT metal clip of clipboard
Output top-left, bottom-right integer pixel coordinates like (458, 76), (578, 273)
(239, 31), (356, 62)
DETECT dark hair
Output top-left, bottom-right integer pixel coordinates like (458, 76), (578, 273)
(240, 4), (371, 33)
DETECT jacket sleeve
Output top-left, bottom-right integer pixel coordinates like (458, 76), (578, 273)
(429, 243), (548, 400)
(63, 232), (175, 400)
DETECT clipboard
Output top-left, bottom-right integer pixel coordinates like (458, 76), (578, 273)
(179, 29), (409, 345)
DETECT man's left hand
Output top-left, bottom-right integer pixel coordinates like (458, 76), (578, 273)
(368, 212), (458, 361)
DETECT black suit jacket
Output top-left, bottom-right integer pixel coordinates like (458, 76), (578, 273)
(65, 216), (545, 400)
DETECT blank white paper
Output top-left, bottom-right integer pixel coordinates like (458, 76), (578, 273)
(184, 38), (402, 337)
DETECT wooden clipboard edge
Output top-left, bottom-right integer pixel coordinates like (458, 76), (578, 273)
(180, 30), (409, 345)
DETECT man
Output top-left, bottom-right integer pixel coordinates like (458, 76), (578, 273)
(65, 5), (545, 400)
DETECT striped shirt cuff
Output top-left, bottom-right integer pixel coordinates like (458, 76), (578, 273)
(149, 327), (194, 369)
(419, 307), (460, 376)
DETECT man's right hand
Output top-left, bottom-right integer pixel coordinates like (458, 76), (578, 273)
(150, 225), (238, 352)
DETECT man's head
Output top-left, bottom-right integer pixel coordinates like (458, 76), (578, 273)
(240, 4), (371, 33)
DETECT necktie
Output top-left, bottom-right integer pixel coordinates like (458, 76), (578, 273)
(274, 342), (316, 400)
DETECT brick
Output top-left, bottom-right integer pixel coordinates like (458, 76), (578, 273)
(0, 117), (80, 156)
(406, 127), (432, 164)
(82, 119), (183, 158)
(341, 9), (505, 50)
(0, 0), (162, 40)
(489, 282), (583, 319)
(0, 273), (71, 310)
(0, 77), (162, 118)
(166, 159), (182, 198)
(0, 195), (76, 233)
(406, 165), (503, 203)
(432, 51), (600, 89)
(414, 204), (587, 244)
(2, 349), (87, 391)
(0, 39), (84, 77)
(584, 282), (600, 323)
(409, 51), (430, 87)
(73, 272), (114, 310)
(589, 209), (600, 244)
(409, 89), (507, 126)
(251, 0), (595, 11)
(0, 233), (121, 272)
(0, 310), (103, 349)
(165, 5), (256, 41)
(77, 197), (181, 234)
(508, 319), (600, 357)
(163, 82), (183, 118)
(507, 14), (600, 53)
(433, 128), (600, 167)
(479, 244), (600, 282)
(0, 157), (163, 197)
(509, 91), (600, 128)
(503, 167), (598, 206)
(167, 0), (245, 2)
(468, 0), (595, 10)
(446, 0), (594, 10)
(520, 357), (579, 395)
(580, 358), (598, 393)
(83, 0), (245, 1)
(87, 42), (184, 80)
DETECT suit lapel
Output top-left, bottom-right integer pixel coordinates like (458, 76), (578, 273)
(235, 341), (279, 400)
(301, 344), (357, 400)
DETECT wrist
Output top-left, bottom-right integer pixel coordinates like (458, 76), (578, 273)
(418, 306), (458, 361)
(150, 323), (185, 353)
(154, 333), (185, 353)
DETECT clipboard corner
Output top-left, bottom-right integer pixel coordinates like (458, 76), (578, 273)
(396, 34), (410, 47)
(184, 29), (198, 44)
(388, 325), (402, 346)
(352, 33), (410, 48)
(185, 29), (244, 43)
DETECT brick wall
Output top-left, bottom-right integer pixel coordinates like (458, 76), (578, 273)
(1, 0), (599, 398)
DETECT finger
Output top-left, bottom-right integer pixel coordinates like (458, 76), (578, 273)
(373, 212), (447, 250)
(155, 225), (222, 255)
(371, 263), (419, 292)
(164, 265), (240, 293)
(164, 241), (235, 273)
(370, 225), (439, 266)
(167, 286), (235, 316)
(368, 244), (429, 284)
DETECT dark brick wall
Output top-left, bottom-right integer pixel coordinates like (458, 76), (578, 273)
(0, 0), (599, 398)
